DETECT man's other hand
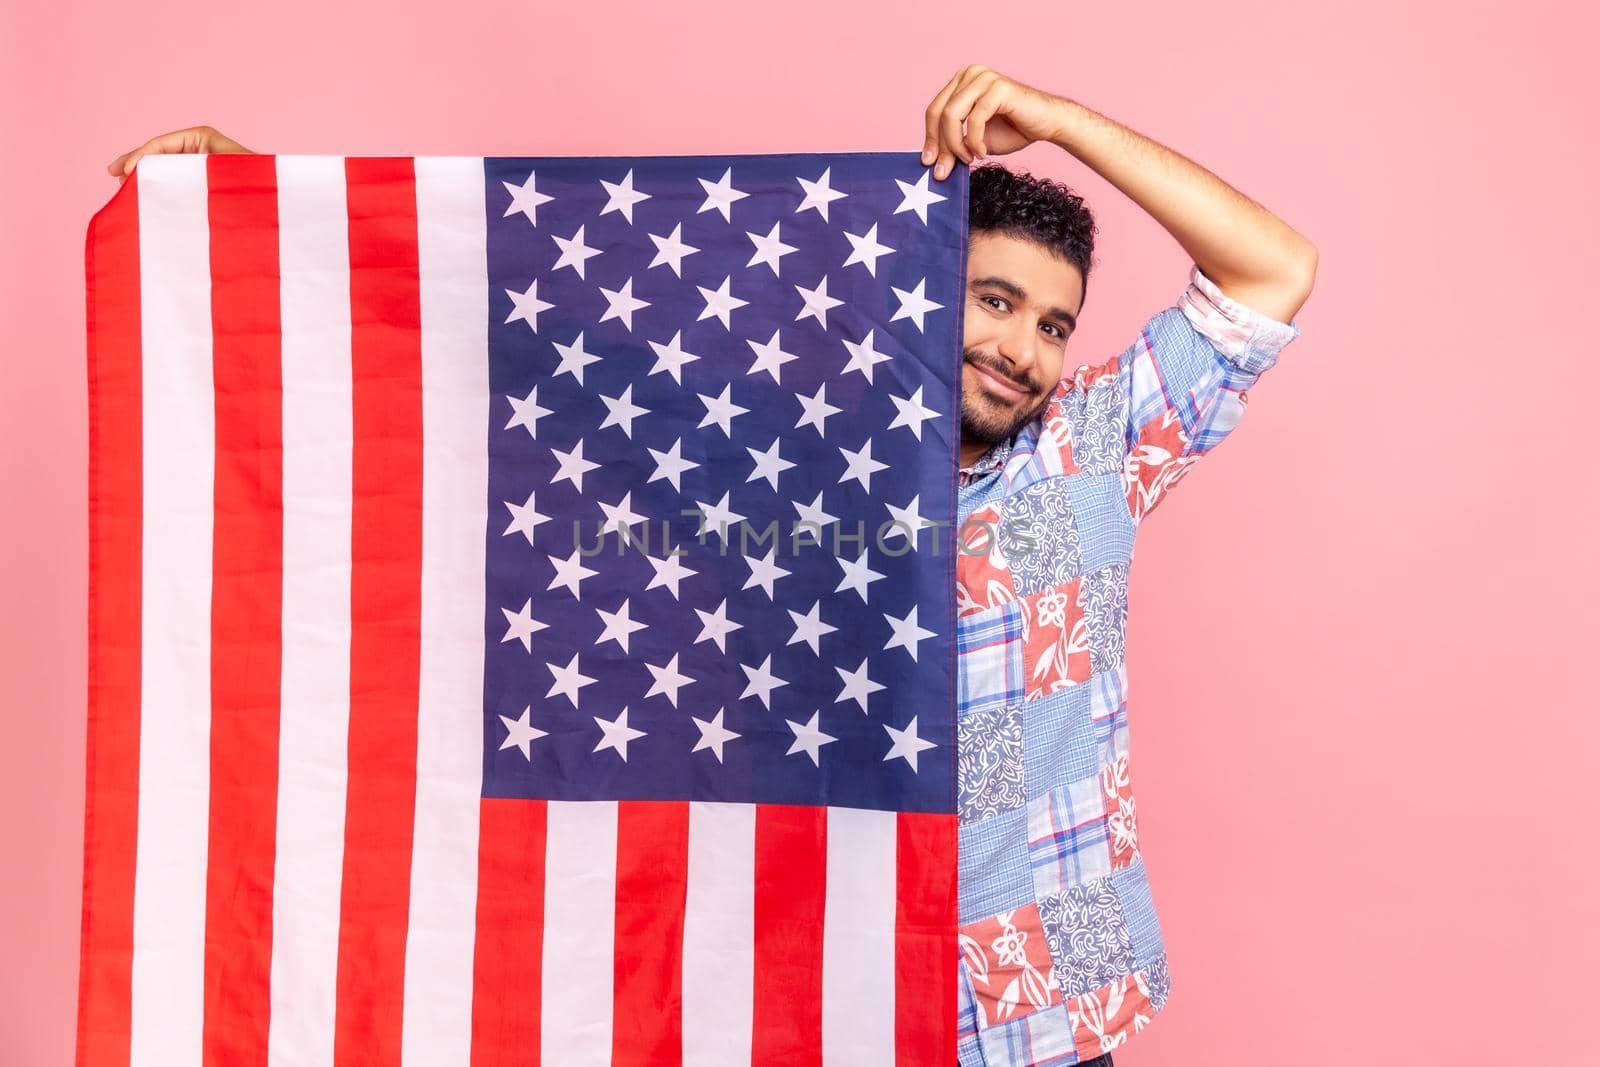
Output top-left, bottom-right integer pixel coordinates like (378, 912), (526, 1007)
(922, 66), (1070, 180)
(106, 126), (254, 185)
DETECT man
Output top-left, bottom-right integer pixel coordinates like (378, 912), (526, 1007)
(108, 68), (1314, 1065)
(918, 69), (1314, 1067)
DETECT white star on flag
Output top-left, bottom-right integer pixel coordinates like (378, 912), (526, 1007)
(500, 598), (548, 652)
(883, 496), (936, 546)
(793, 490), (838, 532)
(498, 706), (548, 760)
(595, 599), (648, 653)
(598, 277), (650, 331)
(842, 222), (895, 276)
(693, 491), (745, 544)
(794, 276), (844, 329)
(890, 278), (943, 332)
(552, 331), (602, 384)
(835, 659), (886, 712)
(794, 382), (841, 437)
(741, 546), (791, 599)
(834, 549), (886, 602)
(745, 330), (798, 384)
(745, 439), (795, 491)
(598, 384), (649, 438)
(883, 605), (937, 661)
(838, 439), (889, 492)
(693, 598), (742, 652)
(888, 386), (940, 439)
(698, 167), (749, 222)
(746, 221), (798, 276)
(550, 224), (602, 278)
(796, 167), (848, 222)
(551, 440), (600, 492)
(647, 222), (700, 277)
(646, 439), (699, 490)
(645, 552), (696, 599)
(546, 548), (598, 599)
(697, 275), (749, 329)
(546, 652), (597, 706)
(883, 717), (937, 771)
(691, 710), (740, 762)
(647, 330), (700, 384)
(740, 654), (788, 709)
(599, 169), (651, 223)
(504, 385), (552, 439)
(841, 330), (892, 383)
(644, 653), (694, 707)
(597, 491), (646, 537)
(502, 170), (554, 225)
(787, 600), (837, 654)
(505, 278), (555, 332)
(785, 712), (837, 767)
(894, 170), (948, 223)
(697, 383), (749, 437)
(502, 491), (550, 544)
(593, 707), (646, 761)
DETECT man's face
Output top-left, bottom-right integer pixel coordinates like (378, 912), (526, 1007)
(959, 232), (1084, 454)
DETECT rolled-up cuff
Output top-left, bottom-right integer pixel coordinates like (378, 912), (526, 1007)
(1177, 264), (1301, 378)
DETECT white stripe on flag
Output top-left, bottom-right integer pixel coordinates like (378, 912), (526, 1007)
(542, 801), (619, 1066)
(401, 156), (491, 1065)
(268, 154), (354, 1067)
(129, 154), (214, 1067)
(821, 807), (898, 1065)
(682, 802), (756, 1067)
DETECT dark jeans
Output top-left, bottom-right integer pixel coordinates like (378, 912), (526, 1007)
(1079, 1055), (1115, 1067)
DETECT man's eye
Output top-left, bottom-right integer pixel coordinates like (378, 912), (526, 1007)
(982, 295), (1006, 311)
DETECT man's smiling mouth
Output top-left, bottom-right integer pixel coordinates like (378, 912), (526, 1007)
(967, 359), (1033, 403)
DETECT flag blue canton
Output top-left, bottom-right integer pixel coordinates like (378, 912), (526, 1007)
(480, 152), (967, 813)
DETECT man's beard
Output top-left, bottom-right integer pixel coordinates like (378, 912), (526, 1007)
(958, 348), (1052, 446)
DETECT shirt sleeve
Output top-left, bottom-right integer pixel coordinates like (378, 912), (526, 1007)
(1119, 264), (1301, 523)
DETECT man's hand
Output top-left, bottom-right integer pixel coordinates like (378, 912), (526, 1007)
(106, 126), (254, 185)
(921, 66), (1070, 180)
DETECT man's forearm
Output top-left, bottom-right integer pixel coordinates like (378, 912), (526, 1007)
(1047, 97), (1317, 322)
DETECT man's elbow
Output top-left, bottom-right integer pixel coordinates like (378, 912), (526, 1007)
(1268, 237), (1318, 323)
(1292, 238), (1318, 296)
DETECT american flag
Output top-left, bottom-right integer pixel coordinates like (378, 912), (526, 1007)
(79, 150), (967, 1066)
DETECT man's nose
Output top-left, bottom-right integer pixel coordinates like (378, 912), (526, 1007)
(993, 320), (1040, 379)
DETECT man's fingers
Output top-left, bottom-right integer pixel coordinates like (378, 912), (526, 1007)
(106, 127), (234, 179)
(934, 67), (998, 179)
(942, 71), (999, 167)
(964, 85), (1005, 158)
(936, 72), (979, 175)
(108, 137), (170, 178)
(922, 71), (963, 163)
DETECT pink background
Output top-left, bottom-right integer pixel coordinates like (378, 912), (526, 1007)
(4, 0), (1597, 1063)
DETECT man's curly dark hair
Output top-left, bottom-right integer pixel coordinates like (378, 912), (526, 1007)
(968, 162), (1097, 308)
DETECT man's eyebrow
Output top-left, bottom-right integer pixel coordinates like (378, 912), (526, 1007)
(970, 275), (1078, 332)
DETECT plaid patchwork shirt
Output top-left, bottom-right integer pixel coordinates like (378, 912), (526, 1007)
(951, 265), (1300, 1065)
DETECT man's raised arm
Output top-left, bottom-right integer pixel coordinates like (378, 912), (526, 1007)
(923, 65), (1317, 320)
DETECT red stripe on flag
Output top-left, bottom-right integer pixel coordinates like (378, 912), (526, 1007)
(333, 157), (425, 1067)
(896, 812), (958, 1067)
(751, 804), (827, 1066)
(77, 172), (143, 1067)
(471, 798), (548, 1067)
(612, 801), (690, 1067)
(200, 152), (285, 1067)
